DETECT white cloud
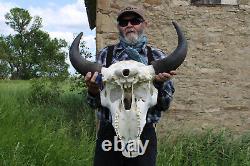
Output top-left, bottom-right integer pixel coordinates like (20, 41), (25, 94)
(0, 0), (96, 75)
(29, 1), (89, 32)
(0, 2), (16, 35)
(49, 31), (74, 44)
(83, 35), (96, 54)
(0, 0), (94, 47)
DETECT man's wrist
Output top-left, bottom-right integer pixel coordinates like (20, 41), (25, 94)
(153, 80), (164, 89)
(88, 90), (100, 97)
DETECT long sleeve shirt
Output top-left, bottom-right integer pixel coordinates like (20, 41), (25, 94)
(87, 43), (175, 123)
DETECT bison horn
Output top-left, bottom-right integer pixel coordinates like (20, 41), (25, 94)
(151, 21), (188, 74)
(69, 32), (102, 76)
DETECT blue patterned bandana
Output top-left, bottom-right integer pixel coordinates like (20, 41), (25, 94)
(120, 34), (148, 64)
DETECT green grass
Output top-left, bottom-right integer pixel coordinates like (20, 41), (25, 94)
(0, 80), (95, 166)
(1, 80), (250, 166)
(157, 131), (250, 166)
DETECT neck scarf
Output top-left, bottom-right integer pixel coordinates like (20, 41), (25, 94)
(119, 34), (148, 64)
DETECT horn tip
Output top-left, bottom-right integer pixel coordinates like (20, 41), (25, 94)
(171, 20), (177, 26)
(77, 32), (83, 39)
(171, 21), (179, 29)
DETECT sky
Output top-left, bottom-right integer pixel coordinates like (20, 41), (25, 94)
(0, 0), (96, 74)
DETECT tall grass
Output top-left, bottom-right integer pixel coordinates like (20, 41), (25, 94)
(1, 80), (250, 165)
(0, 80), (95, 166)
(157, 131), (250, 166)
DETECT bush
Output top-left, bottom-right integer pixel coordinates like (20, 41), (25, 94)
(69, 75), (87, 94)
(29, 78), (64, 105)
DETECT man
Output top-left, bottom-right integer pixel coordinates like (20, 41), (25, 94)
(85, 6), (176, 166)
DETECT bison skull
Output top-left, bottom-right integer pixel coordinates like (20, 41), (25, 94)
(100, 60), (157, 157)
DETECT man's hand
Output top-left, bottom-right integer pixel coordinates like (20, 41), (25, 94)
(154, 71), (176, 83)
(84, 71), (100, 96)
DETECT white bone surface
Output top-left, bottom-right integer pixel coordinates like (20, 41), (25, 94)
(100, 60), (157, 158)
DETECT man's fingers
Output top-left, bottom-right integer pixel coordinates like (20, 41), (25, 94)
(163, 73), (171, 78)
(169, 71), (177, 75)
(85, 72), (99, 87)
(84, 72), (92, 81)
(158, 73), (170, 79)
(84, 72), (98, 83)
(155, 72), (174, 82)
(90, 72), (98, 83)
(155, 75), (160, 80)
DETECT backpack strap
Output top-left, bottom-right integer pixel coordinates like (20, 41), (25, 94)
(106, 45), (154, 67)
(146, 46), (154, 65)
(106, 45), (115, 67)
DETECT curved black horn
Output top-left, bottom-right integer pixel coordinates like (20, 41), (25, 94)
(69, 32), (102, 76)
(151, 21), (188, 74)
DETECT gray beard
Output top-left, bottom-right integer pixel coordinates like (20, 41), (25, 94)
(124, 33), (139, 45)
(120, 31), (144, 45)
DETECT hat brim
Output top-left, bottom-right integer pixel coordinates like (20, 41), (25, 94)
(117, 11), (144, 21)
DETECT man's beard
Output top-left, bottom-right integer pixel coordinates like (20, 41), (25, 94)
(120, 29), (144, 45)
(125, 32), (139, 45)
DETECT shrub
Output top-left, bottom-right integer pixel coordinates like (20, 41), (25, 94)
(69, 75), (86, 94)
(29, 78), (64, 105)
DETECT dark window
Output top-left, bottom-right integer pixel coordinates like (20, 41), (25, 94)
(191, 0), (221, 5)
(191, 0), (238, 5)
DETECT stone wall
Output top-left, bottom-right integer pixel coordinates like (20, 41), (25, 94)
(96, 0), (250, 133)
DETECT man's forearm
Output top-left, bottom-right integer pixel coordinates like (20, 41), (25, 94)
(155, 80), (175, 111)
(87, 92), (101, 109)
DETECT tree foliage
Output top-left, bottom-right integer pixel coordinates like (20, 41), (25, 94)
(0, 7), (69, 79)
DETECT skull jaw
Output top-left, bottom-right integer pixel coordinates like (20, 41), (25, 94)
(106, 100), (156, 158)
(116, 110), (141, 141)
(116, 108), (147, 158)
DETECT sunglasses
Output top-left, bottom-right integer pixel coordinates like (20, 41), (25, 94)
(118, 18), (144, 27)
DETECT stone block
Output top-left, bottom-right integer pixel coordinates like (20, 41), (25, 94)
(239, 0), (250, 5)
(240, 5), (250, 10)
(97, 0), (111, 10)
(145, 0), (162, 6)
(96, 13), (117, 33)
(172, 0), (190, 6)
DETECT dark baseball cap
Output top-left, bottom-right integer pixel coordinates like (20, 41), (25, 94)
(117, 6), (145, 21)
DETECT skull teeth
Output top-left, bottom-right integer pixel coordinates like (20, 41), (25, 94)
(114, 112), (121, 139)
(123, 83), (132, 89)
(114, 108), (142, 141)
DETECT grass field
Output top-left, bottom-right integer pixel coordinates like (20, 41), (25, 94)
(0, 80), (250, 166)
(0, 80), (95, 165)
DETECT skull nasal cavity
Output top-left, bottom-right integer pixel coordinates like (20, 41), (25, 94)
(122, 69), (130, 77)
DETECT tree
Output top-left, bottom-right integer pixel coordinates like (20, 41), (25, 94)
(0, 36), (11, 78)
(80, 39), (92, 60)
(0, 7), (69, 79)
